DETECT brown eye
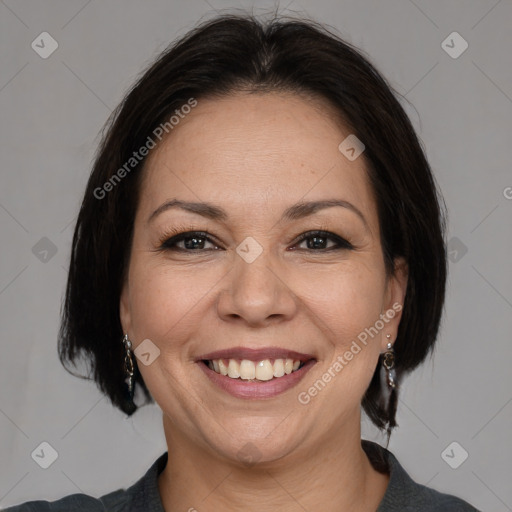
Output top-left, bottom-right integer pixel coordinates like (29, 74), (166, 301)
(292, 231), (353, 251)
(161, 231), (220, 251)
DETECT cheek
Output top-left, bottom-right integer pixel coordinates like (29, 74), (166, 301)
(297, 263), (385, 391)
(294, 261), (386, 339)
(127, 260), (213, 343)
(126, 262), (210, 410)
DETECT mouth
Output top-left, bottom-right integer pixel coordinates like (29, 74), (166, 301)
(196, 347), (316, 399)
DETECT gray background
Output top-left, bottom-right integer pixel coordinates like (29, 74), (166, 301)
(0, 0), (511, 510)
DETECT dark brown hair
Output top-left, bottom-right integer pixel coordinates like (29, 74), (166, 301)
(59, 13), (447, 441)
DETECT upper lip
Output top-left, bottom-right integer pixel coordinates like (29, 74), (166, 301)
(197, 346), (315, 362)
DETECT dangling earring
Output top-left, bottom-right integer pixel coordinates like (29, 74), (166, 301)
(382, 334), (397, 389)
(122, 334), (135, 402)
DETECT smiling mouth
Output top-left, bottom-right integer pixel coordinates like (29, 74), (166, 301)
(202, 358), (307, 381)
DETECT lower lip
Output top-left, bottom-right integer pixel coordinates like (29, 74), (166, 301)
(198, 360), (316, 399)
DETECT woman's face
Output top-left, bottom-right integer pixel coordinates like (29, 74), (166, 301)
(120, 91), (407, 464)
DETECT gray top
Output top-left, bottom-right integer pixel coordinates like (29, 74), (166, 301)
(3, 440), (479, 511)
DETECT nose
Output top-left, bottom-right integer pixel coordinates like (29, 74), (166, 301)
(216, 251), (298, 328)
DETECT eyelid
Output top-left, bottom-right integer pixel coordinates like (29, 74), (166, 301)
(291, 229), (353, 250)
(156, 226), (353, 253)
(156, 224), (220, 246)
(158, 230), (221, 251)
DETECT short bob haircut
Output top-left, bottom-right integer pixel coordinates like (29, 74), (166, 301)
(59, 13), (447, 439)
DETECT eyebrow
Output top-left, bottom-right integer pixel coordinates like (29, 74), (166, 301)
(147, 198), (369, 229)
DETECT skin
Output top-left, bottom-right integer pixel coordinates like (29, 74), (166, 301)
(120, 91), (408, 511)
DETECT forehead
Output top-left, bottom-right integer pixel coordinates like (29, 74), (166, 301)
(139, 92), (376, 226)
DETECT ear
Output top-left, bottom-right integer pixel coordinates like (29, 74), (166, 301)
(380, 257), (408, 351)
(119, 279), (132, 336)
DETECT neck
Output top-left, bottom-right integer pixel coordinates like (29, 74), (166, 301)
(157, 414), (389, 512)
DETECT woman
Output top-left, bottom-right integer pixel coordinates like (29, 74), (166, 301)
(5, 13), (479, 511)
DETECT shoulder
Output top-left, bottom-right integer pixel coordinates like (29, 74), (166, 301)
(362, 440), (480, 512)
(403, 485), (480, 512)
(2, 453), (168, 512)
(1, 492), (123, 512)
(1, 488), (132, 512)
(388, 476), (482, 512)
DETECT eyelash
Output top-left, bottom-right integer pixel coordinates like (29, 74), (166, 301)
(157, 225), (354, 253)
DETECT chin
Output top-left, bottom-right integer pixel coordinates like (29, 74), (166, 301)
(202, 417), (305, 468)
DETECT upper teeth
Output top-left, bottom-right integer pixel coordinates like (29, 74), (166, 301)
(208, 358), (302, 381)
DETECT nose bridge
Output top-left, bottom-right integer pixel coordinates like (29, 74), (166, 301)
(217, 240), (296, 325)
(236, 248), (276, 294)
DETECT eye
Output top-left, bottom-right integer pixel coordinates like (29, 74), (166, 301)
(160, 231), (221, 251)
(158, 229), (353, 253)
(291, 230), (353, 251)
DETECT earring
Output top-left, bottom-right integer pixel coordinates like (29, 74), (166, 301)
(382, 334), (397, 389)
(122, 334), (135, 402)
